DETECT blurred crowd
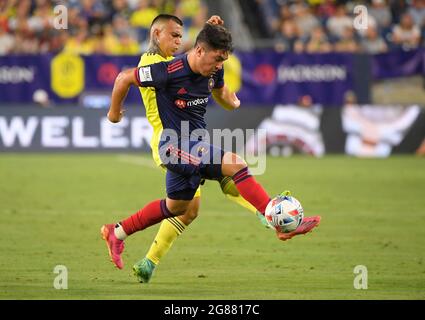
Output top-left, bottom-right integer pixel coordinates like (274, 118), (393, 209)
(258, 0), (425, 53)
(0, 0), (424, 55)
(0, 0), (208, 55)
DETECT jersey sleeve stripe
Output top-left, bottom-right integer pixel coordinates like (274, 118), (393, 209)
(167, 66), (183, 73)
(167, 65), (184, 74)
(134, 68), (141, 86)
(167, 63), (183, 71)
(167, 60), (184, 73)
(167, 60), (183, 69)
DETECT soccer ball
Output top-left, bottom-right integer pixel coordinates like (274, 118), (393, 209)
(265, 193), (304, 233)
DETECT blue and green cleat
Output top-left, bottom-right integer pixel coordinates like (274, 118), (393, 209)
(280, 190), (292, 197)
(133, 257), (156, 283)
(256, 211), (271, 229)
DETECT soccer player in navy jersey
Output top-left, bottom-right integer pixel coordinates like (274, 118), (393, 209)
(123, 14), (278, 283)
(101, 23), (321, 281)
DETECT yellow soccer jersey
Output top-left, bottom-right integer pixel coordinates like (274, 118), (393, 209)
(138, 53), (174, 166)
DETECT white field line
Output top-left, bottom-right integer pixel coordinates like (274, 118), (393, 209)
(116, 154), (157, 169)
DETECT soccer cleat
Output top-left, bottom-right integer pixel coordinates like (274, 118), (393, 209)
(280, 190), (292, 197)
(100, 224), (125, 269)
(276, 216), (321, 241)
(133, 257), (156, 283)
(256, 211), (272, 229)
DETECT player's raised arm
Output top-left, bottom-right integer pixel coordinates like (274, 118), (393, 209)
(212, 84), (241, 111)
(108, 68), (138, 123)
(108, 62), (168, 123)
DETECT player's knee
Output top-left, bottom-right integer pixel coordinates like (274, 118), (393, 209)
(225, 163), (248, 177)
(221, 152), (247, 177)
(176, 199), (200, 225)
(169, 208), (187, 216)
(166, 199), (191, 216)
(185, 205), (199, 222)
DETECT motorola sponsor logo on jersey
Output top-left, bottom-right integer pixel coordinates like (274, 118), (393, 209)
(175, 97), (209, 109)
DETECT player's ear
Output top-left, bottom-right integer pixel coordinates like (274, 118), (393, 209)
(153, 28), (161, 42)
(195, 45), (203, 57)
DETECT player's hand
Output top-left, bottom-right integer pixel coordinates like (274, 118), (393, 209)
(107, 109), (125, 123)
(207, 15), (224, 26)
(230, 92), (240, 109)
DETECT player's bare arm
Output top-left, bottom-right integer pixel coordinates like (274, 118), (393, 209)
(212, 84), (241, 111)
(107, 68), (138, 123)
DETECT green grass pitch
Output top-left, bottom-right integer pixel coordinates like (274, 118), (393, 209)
(0, 154), (424, 300)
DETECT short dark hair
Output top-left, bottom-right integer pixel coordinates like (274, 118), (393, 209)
(150, 14), (183, 30)
(195, 23), (233, 52)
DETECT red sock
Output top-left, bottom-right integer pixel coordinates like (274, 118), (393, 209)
(120, 199), (173, 236)
(232, 167), (271, 215)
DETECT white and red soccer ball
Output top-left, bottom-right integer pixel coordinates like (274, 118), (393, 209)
(265, 194), (304, 233)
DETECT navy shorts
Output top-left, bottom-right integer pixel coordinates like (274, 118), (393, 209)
(159, 139), (225, 200)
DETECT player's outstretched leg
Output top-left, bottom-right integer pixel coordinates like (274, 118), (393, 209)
(221, 152), (271, 218)
(133, 197), (200, 283)
(101, 198), (179, 269)
(219, 176), (270, 228)
(221, 152), (321, 242)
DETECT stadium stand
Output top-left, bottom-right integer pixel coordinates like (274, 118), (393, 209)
(0, 0), (423, 55)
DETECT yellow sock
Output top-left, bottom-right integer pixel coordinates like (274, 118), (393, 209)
(225, 194), (257, 214)
(220, 177), (257, 214)
(146, 216), (186, 265)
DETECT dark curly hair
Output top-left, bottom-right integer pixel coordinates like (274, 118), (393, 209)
(195, 23), (233, 52)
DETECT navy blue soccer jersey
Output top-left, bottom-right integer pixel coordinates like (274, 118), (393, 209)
(134, 54), (224, 137)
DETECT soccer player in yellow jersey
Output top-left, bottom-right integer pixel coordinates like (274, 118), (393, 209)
(102, 14), (320, 283)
